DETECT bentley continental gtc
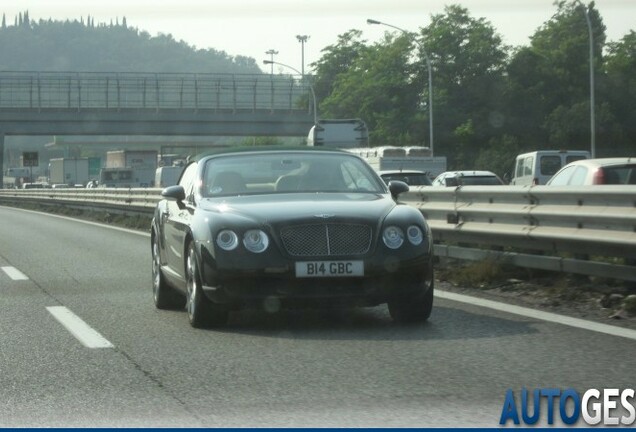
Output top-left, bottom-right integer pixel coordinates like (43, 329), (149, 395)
(151, 147), (434, 328)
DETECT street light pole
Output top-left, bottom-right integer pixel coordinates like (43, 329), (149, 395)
(574, 0), (596, 158)
(296, 35), (310, 77)
(263, 59), (318, 125)
(367, 18), (434, 157)
(265, 49), (279, 75)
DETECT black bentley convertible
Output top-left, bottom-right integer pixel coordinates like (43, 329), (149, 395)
(151, 146), (434, 328)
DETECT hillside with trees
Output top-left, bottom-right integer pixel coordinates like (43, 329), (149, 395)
(0, 11), (261, 74)
(311, 1), (635, 174)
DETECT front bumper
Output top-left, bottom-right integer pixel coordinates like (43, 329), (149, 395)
(201, 253), (433, 308)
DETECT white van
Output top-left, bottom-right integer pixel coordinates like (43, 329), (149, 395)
(510, 150), (590, 185)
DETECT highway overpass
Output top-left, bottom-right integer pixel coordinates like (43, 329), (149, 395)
(0, 71), (316, 175)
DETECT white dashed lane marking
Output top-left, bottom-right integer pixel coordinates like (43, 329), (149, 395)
(46, 306), (114, 349)
(1, 266), (29, 281)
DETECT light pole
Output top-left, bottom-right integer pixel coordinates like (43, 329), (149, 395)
(265, 49), (279, 75)
(574, 0), (596, 158)
(367, 18), (434, 157)
(296, 35), (310, 77)
(264, 59), (317, 125)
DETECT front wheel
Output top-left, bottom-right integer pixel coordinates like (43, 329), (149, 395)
(152, 235), (185, 310)
(388, 269), (434, 323)
(185, 243), (229, 328)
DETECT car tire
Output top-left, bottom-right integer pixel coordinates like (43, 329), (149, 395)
(152, 236), (185, 310)
(185, 243), (229, 328)
(388, 269), (434, 323)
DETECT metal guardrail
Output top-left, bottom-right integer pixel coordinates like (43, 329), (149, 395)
(400, 185), (636, 281)
(1, 185), (634, 280)
(402, 185), (636, 258)
(0, 187), (161, 214)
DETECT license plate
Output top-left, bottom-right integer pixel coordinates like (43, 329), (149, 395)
(295, 261), (364, 278)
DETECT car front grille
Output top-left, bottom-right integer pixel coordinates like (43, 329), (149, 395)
(280, 223), (372, 257)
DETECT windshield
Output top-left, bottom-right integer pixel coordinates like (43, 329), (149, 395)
(201, 152), (386, 197)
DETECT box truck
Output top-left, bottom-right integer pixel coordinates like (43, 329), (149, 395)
(49, 158), (90, 186)
(106, 150), (157, 186)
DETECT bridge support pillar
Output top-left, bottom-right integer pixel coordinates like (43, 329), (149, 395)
(0, 132), (4, 189)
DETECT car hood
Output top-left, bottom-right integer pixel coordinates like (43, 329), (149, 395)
(198, 192), (395, 225)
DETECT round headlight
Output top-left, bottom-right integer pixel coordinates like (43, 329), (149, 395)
(216, 230), (239, 251)
(243, 229), (269, 253)
(382, 226), (404, 249)
(407, 225), (423, 245)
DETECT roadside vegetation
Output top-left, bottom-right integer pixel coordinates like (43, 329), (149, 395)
(437, 258), (636, 327)
(310, 2), (635, 175)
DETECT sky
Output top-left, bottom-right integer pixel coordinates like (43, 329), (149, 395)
(1, 0), (635, 74)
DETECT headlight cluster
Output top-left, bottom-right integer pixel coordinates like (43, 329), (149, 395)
(382, 225), (424, 249)
(216, 229), (269, 253)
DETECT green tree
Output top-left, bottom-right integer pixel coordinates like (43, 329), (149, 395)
(604, 31), (636, 155)
(505, 0), (607, 154)
(310, 30), (369, 112)
(418, 4), (508, 168)
(319, 32), (421, 145)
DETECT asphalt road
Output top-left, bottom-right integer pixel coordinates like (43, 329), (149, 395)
(0, 205), (634, 427)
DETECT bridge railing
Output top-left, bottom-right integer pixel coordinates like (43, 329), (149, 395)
(0, 185), (634, 281)
(0, 71), (313, 113)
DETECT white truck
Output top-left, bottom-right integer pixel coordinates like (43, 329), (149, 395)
(49, 158), (90, 186)
(307, 119), (369, 148)
(105, 150), (158, 187)
(98, 167), (137, 188)
(350, 146), (448, 180)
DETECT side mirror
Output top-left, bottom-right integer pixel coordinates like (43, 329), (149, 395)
(161, 185), (186, 202)
(388, 180), (409, 198)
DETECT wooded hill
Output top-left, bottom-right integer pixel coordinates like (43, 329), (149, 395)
(0, 11), (261, 74)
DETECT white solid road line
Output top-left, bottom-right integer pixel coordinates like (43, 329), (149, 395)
(1, 266), (29, 280)
(2, 206), (150, 237)
(436, 289), (636, 342)
(46, 306), (114, 349)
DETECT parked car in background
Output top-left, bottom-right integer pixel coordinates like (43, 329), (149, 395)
(378, 170), (432, 186)
(151, 146), (435, 328)
(510, 150), (590, 185)
(432, 170), (504, 186)
(546, 157), (636, 185)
